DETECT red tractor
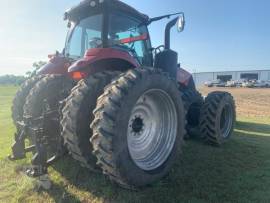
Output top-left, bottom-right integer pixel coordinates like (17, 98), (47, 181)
(10, 0), (236, 189)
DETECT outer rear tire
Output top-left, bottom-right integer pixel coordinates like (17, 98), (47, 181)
(11, 75), (44, 124)
(199, 91), (236, 145)
(61, 71), (121, 170)
(90, 68), (185, 189)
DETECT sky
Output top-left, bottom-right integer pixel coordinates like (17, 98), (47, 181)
(0, 0), (270, 75)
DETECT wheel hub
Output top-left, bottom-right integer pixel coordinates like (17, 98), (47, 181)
(220, 104), (233, 138)
(127, 89), (178, 171)
(130, 116), (144, 135)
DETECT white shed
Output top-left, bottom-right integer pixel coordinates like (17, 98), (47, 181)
(192, 69), (270, 86)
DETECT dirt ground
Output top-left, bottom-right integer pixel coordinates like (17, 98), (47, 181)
(198, 87), (270, 119)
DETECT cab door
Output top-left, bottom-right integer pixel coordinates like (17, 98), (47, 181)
(108, 12), (153, 66)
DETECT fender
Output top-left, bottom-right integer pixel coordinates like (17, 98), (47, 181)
(38, 55), (70, 75)
(177, 67), (192, 86)
(68, 48), (140, 75)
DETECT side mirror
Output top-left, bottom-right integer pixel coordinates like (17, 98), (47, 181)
(165, 13), (185, 49)
(177, 14), (185, 32)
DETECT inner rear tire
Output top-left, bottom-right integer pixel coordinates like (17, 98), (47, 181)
(61, 71), (121, 170)
(199, 91), (236, 145)
(23, 75), (74, 156)
(11, 75), (44, 124)
(181, 89), (204, 138)
(90, 68), (185, 189)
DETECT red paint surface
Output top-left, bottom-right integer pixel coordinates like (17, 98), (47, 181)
(68, 48), (140, 73)
(39, 49), (192, 86)
(177, 68), (192, 86)
(38, 55), (70, 75)
(120, 33), (148, 44)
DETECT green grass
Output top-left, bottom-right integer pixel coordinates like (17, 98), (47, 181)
(0, 86), (270, 203)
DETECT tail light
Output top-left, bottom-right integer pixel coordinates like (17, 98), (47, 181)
(70, 71), (88, 80)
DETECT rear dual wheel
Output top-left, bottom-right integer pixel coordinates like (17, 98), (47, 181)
(11, 75), (44, 124)
(181, 89), (204, 138)
(199, 91), (236, 145)
(90, 68), (185, 188)
(23, 75), (74, 156)
(61, 71), (121, 170)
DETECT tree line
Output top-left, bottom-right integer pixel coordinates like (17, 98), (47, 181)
(0, 61), (46, 85)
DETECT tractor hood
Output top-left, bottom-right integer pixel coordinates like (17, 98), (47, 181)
(64, 0), (149, 23)
(38, 55), (71, 75)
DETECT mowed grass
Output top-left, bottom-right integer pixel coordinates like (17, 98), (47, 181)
(0, 85), (270, 203)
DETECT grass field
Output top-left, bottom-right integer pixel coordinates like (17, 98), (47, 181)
(0, 85), (270, 203)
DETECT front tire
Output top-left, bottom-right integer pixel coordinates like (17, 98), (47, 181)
(90, 68), (185, 188)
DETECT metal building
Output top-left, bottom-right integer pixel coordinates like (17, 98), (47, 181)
(192, 69), (270, 86)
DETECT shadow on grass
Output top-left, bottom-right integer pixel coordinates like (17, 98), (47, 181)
(45, 179), (82, 203)
(45, 121), (270, 203)
(236, 121), (270, 135)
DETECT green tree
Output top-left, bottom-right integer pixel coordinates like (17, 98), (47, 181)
(27, 61), (47, 78)
(0, 75), (26, 85)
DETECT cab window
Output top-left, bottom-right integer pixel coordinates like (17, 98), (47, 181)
(109, 13), (152, 66)
(66, 14), (102, 59)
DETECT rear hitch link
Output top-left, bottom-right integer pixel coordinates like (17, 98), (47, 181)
(9, 107), (64, 178)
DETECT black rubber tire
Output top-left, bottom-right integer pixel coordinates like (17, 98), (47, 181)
(90, 68), (185, 189)
(199, 91), (236, 145)
(61, 71), (121, 170)
(181, 89), (204, 138)
(23, 75), (74, 154)
(11, 75), (44, 124)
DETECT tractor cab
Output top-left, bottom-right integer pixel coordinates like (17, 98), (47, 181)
(63, 0), (185, 80)
(64, 0), (153, 67)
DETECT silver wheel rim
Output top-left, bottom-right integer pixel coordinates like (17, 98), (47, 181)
(127, 89), (178, 171)
(220, 104), (233, 138)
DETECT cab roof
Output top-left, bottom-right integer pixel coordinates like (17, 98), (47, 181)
(64, 0), (149, 23)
